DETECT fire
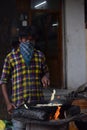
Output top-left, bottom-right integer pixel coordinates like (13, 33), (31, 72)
(54, 106), (61, 120)
(49, 106), (61, 120)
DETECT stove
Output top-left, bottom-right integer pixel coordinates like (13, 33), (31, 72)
(12, 103), (87, 130)
(14, 112), (86, 130)
(26, 120), (68, 130)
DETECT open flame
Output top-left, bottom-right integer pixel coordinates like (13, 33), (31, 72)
(54, 106), (61, 120)
(49, 106), (61, 120)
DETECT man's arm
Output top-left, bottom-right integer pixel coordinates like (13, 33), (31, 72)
(1, 84), (16, 114)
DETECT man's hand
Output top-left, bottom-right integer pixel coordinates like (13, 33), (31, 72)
(1, 84), (16, 115)
(7, 103), (16, 115)
(41, 75), (50, 88)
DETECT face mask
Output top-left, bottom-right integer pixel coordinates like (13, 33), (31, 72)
(21, 41), (35, 48)
(20, 41), (34, 66)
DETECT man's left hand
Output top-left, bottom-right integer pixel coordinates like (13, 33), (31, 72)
(41, 75), (50, 88)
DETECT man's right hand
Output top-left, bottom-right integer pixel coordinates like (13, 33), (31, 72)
(7, 103), (16, 115)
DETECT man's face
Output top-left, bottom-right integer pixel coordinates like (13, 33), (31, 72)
(19, 35), (33, 43)
(19, 37), (28, 43)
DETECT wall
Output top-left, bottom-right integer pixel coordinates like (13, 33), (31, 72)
(64, 0), (86, 89)
(86, 29), (87, 75)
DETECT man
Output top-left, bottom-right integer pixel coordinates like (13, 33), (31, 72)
(0, 26), (50, 130)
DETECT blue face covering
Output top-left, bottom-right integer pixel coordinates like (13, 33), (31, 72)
(20, 41), (34, 66)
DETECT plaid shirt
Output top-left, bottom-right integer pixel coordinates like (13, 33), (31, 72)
(0, 48), (49, 107)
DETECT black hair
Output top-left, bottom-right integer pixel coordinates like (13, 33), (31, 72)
(18, 26), (37, 39)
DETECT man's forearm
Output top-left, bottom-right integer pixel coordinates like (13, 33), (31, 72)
(1, 84), (10, 106)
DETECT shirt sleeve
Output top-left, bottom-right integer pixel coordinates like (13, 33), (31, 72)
(0, 56), (11, 85)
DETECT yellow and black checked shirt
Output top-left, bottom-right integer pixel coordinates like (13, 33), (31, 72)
(0, 48), (49, 107)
